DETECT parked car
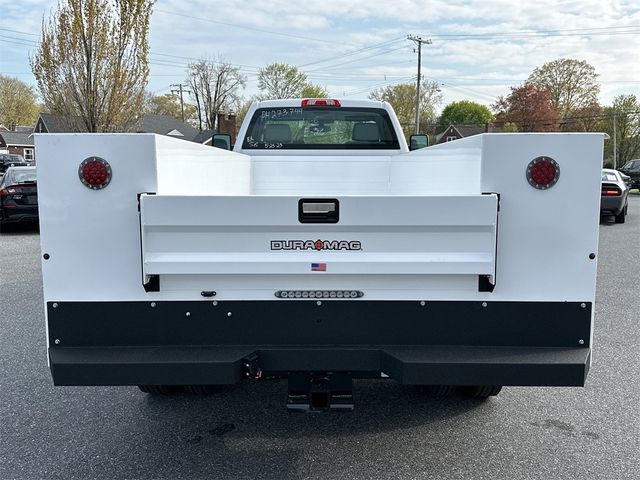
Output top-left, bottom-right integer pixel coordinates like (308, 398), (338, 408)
(601, 168), (629, 223)
(0, 166), (38, 231)
(0, 154), (29, 174)
(619, 159), (640, 190)
(619, 171), (632, 188)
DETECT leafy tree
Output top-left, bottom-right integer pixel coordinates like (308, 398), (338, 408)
(0, 75), (39, 129)
(369, 80), (443, 138)
(437, 100), (493, 132)
(564, 102), (605, 132)
(257, 63), (327, 99)
(493, 83), (559, 132)
(500, 122), (518, 133)
(301, 83), (328, 99)
(31, 0), (153, 132)
(528, 58), (600, 119)
(602, 95), (640, 167)
(143, 92), (197, 125)
(187, 58), (246, 130)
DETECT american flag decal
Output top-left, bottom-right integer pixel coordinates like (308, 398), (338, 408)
(311, 263), (327, 272)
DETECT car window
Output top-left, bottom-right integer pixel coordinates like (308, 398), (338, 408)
(602, 172), (618, 182)
(242, 107), (400, 150)
(623, 160), (640, 170)
(4, 168), (36, 184)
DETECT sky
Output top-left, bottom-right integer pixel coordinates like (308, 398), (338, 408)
(1, 0), (640, 112)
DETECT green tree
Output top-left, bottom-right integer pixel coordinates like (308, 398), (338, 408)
(257, 63), (327, 99)
(0, 75), (39, 129)
(563, 102), (605, 132)
(143, 92), (198, 125)
(301, 83), (328, 99)
(369, 80), (442, 138)
(31, 0), (153, 132)
(602, 95), (640, 168)
(437, 100), (493, 132)
(500, 122), (518, 133)
(528, 58), (600, 119)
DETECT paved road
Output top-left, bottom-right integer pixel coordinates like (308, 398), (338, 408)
(1, 198), (639, 480)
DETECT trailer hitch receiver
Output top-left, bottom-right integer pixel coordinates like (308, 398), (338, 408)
(287, 373), (354, 412)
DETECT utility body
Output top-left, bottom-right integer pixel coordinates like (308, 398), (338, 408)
(36, 99), (604, 410)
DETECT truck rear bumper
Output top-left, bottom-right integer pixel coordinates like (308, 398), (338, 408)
(49, 345), (590, 386)
(46, 300), (592, 387)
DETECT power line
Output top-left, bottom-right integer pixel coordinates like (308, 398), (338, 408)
(339, 75), (415, 97)
(306, 45), (410, 73)
(297, 37), (405, 68)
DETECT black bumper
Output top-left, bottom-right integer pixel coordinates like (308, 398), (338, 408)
(47, 300), (592, 387)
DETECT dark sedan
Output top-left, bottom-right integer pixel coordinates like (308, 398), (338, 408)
(0, 167), (38, 231)
(619, 159), (640, 190)
(601, 168), (629, 223)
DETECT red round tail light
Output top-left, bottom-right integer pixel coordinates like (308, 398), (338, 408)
(79, 157), (112, 190)
(527, 156), (559, 189)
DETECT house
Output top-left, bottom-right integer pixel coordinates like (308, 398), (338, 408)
(436, 124), (488, 144)
(34, 112), (236, 145)
(0, 131), (35, 162)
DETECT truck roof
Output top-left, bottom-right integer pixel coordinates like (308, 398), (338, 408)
(252, 98), (390, 109)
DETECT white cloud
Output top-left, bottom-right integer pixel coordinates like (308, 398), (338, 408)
(3, 0), (639, 107)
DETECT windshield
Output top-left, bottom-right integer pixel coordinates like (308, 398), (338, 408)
(242, 107), (400, 150)
(4, 168), (36, 185)
(602, 172), (618, 182)
(622, 160), (640, 170)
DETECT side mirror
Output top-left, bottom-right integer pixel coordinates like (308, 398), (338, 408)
(409, 134), (428, 151)
(212, 134), (232, 150)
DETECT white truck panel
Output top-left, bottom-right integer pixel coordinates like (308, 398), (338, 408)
(155, 135), (250, 196)
(36, 131), (603, 304)
(140, 194), (497, 280)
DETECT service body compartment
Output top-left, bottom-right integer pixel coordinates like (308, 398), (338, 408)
(140, 194), (498, 297)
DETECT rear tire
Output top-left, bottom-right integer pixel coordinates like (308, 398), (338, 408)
(420, 385), (456, 398)
(459, 385), (502, 398)
(138, 385), (182, 395)
(614, 209), (626, 223)
(184, 385), (218, 395)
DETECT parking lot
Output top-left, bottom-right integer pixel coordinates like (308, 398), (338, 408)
(0, 197), (638, 480)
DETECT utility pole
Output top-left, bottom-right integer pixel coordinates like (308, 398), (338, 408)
(612, 112), (617, 169)
(407, 34), (432, 134)
(170, 83), (191, 123)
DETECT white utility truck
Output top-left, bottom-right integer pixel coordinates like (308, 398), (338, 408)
(37, 99), (604, 411)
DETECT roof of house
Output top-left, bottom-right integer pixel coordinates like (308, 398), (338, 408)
(140, 115), (200, 141)
(0, 131), (34, 146)
(35, 112), (211, 142)
(193, 129), (216, 144)
(37, 112), (80, 133)
(436, 124), (486, 142)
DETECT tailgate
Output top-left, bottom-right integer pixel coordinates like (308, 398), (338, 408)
(140, 194), (498, 284)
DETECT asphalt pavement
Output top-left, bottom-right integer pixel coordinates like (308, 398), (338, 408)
(1, 197), (639, 480)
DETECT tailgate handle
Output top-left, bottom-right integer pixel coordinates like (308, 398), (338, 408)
(298, 198), (339, 223)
